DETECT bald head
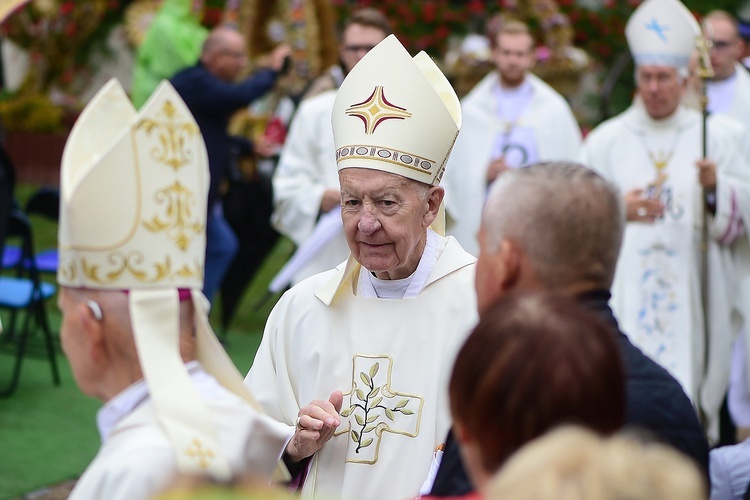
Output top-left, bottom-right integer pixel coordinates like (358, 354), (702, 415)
(481, 162), (624, 291)
(201, 25), (248, 82)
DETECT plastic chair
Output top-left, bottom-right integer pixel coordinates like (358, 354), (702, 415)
(23, 187), (60, 274)
(0, 208), (59, 397)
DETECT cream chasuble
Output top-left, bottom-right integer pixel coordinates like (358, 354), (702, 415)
(245, 235), (477, 500)
(442, 72), (582, 256)
(581, 103), (750, 439)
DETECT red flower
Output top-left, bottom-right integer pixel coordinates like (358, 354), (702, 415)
(60, 2), (74, 15)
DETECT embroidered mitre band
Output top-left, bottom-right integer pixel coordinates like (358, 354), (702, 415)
(332, 34), (462, 186)
(626, 0), (700, 69)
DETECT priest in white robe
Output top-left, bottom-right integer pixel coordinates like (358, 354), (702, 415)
(57, 79), (290, 500)
(442, 20), (582, 257)
(245, 35), (478, 500)
(703, 10), (750, 438)
(580, 0), (750, 443)
(270, 10), (391, 288)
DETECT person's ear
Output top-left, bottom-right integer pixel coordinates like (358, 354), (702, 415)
(453, 421), (470, 444)
(498, 239), (522, 291)
(422, 186), (445, 228)
(79, 301), (106, 362)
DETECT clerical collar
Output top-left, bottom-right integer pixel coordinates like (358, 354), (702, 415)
(96, 360), (201, 442)
(492, 78), (534, 126)
(358, 229), (440, 299)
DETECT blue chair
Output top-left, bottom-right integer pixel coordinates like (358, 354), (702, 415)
(0, 208), (59, 397)
(23, 187), (60, 274)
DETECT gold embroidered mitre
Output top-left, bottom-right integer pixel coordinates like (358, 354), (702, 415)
(626, 0), (700, 69)
(57, 79), (297, 481)
(58, 78), (207, 289)
(332, 34), (462, 186)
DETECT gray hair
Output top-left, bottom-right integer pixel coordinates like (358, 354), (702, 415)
(482, 162), (624, 289)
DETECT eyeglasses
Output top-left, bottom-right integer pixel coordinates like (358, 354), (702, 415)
(220, 49), (246, 59)
(342, 45), (376, 54)
(711, 39), (734, 50)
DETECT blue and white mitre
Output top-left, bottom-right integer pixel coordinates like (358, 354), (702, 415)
(626, 0), (700, 69)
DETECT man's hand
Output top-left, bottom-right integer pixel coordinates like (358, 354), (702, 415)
(320, 189), (341, 213)
(696, 158), (717, 190)
(285, 391), (344, 463)
(624, 188), (664, 223)
(268, 44), (292, 73)
(486, 157), (509, 183)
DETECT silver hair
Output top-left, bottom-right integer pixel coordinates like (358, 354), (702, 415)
(482, 162), (625, 289)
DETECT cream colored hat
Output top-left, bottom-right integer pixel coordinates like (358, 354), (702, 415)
(626, 0), (700, 69)
(332, 34), (461, 186)
(58, 79), (287, 480)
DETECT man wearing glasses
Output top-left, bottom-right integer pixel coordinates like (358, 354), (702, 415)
(171, 26), (290, 303)
(270, 9), (392, 287)
(703, 10), (750, 445)
(581, 0), (750, 444)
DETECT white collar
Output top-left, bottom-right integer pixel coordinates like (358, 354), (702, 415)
(96, 360), (202, 442)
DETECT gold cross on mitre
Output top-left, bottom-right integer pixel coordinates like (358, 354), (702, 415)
(346, 86), (412, 135)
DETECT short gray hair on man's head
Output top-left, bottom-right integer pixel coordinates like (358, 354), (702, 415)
(482, 162), (624, 289)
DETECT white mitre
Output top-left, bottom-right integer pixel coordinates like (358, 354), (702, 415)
(332, 34), (462, 187)
(626, 0), (700, 69)
(58, 79), (287, 481)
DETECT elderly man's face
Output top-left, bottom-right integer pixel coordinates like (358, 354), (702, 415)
(340, 168), (437, 280)
(636, 66), (685, 120)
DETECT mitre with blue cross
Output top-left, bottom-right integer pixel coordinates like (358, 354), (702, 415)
(626, 0), (700, 69)
(58, 79), (289, 481)
(332, 34), (462, 187)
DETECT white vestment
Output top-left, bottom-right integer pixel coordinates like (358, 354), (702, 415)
(442, 72), (582, 256)
(581, 103), (750, 440)
(271, 90), (349, 285)
(70, 364), (291, 500)
(245, 234), (478, 500)
(707, 64), (750, 425)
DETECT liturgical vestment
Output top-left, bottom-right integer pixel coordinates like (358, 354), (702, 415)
(581, 103), (750, 439)
(245, 234), (477, 500)
(442, 72), (582, 256)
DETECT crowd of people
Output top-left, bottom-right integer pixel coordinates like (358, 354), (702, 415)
(46, 0), (750, 498)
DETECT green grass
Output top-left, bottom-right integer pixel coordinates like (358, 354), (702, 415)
(0, 184), (294, 499)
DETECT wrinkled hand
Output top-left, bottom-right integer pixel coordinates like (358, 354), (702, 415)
(695, 158), (717, 190)
(320, 189), (341, 213)
(285, 391), (343, 463)
(624, 188), (664, 223)
(486, 157), (509, 183)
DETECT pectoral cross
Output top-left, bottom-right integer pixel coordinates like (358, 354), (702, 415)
(185, 438), (216, 470)
(336, 354), (424, 464)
